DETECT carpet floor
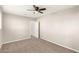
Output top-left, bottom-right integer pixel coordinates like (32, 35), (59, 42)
(0, 38), (76, 53)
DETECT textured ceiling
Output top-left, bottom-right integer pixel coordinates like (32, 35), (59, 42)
(1, 5), (75, 18)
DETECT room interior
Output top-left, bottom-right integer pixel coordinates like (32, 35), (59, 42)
(0, 5), (79, 53)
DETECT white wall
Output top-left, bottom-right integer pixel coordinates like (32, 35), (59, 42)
(38, 7), (79, 52)
(30, 20), (39, 38)
(2, 13), (32, 43)
(0, 7), (2, 47)
(0, 8), (2, 29)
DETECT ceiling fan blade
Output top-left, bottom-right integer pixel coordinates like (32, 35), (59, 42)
(33, 5), (39, 11)
(39, 11), (43, 14)
(33, 5), (36, 10)
(33, 5), (36, 8)
(39, 8), (46, 11)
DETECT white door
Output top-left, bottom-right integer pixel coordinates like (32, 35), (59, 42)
(31, 21), (40, 38)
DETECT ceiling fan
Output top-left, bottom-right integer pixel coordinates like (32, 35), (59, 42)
(27, 5), (46, 14)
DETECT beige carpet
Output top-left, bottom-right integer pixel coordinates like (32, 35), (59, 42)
(0, 38), (76, 53)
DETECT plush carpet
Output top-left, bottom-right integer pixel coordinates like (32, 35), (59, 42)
(0, 38), (76, 53)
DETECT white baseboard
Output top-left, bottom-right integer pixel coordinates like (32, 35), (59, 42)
(31, 34), (40, 39)
(44, 39), (79, 53)
(31, 35), (39, 39)
(3, 37), (31, 44)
